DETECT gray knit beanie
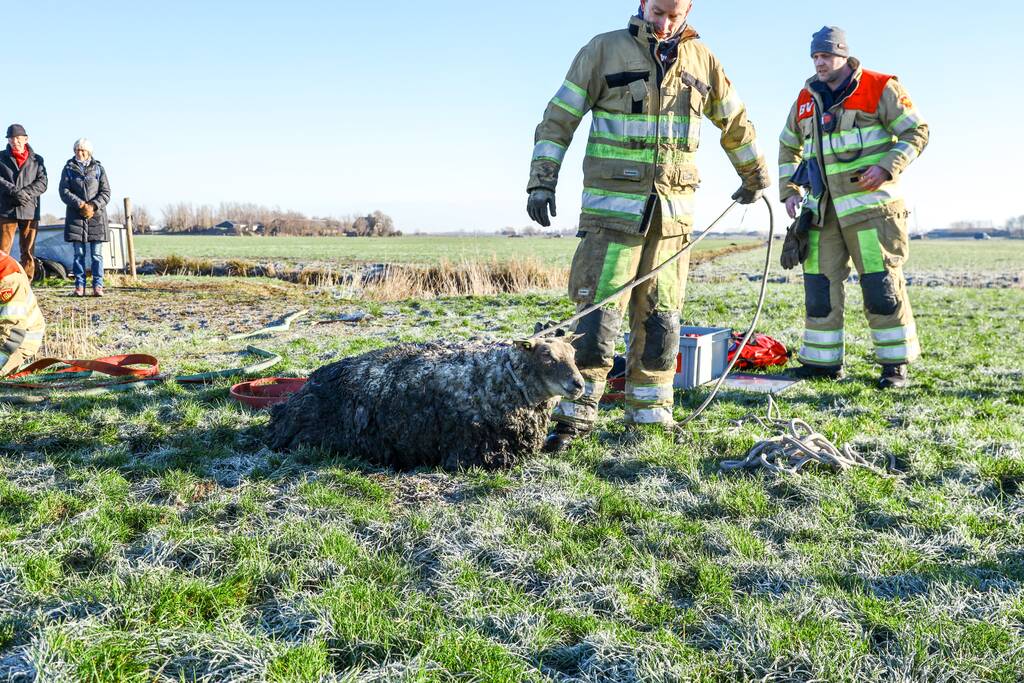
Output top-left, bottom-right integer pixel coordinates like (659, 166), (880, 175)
(811, 26), (849, 58)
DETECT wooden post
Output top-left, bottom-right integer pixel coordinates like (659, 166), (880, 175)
(124, 197), (137, 279)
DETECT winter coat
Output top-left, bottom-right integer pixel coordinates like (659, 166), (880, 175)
(528, 16), (770, 236)
(0, 146), (47, 221)
(59, 158), (111, 243)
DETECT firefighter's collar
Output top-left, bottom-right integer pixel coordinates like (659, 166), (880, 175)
(627, 16), (699, 44)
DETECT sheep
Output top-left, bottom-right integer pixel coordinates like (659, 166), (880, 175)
(267, 337), (584, 470)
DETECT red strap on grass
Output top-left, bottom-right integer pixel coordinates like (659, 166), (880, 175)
(4, 355), (160, 388)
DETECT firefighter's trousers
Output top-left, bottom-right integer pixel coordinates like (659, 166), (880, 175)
(799, 200), (920, 367)
(553, 201), (690, 429)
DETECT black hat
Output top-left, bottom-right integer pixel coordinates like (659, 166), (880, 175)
(811, 26), (849, 58)
(6, 124), (27, 138)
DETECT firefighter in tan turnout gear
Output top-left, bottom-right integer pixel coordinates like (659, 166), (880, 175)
(0, 249), (45, 377)
(527, 0), (771, 451)
(779, 27), (929, 389)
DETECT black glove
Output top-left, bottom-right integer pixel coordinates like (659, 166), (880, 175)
(780, 210), (813, 270)
(527, 189), (557, 227)
(731, 186), (763, 205)
(15, 190), (31, 206)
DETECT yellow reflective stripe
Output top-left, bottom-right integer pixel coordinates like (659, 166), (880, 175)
(876, 344), (915, 362)
(872, 324), (915, 344)
(804, 329), (844, 346)
(834, 189), (900, 219)
(825, 152), (889, 176)
(890, 110), (923, 135)
(627, 384), (674, 404)
(552, 80), (588, 117)
(891, 141), (919, 163)
(582, 189), (647, 219)
(727, 140), (760, 166)
(532, 140), (567, 164)
(780, 125), (801, 150)
(823, 126), (894, 155)
(0, 304), (30, 318)
(799, 345), (844, 364)
(585, 143), (655, 164)
(624, 406), (674, 424)
(660, 194), (694, 221)
(707, 91), (742, 123)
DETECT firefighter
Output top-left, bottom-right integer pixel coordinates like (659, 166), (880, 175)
(778, 27), (929, 389)
(527, 0), (771, 451)
(0, 248), (45, 377)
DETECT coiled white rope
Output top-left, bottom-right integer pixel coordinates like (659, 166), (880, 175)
(720, 396), (897, 477)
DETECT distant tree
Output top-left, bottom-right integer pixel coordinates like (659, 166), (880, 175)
(1006, 215), (1024, 239)
(134, 205), (153, 232)
(40, 212), (62, 225)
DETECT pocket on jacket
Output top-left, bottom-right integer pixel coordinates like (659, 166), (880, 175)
(877, 211), (910, 267)
(601, 165), (646, 183)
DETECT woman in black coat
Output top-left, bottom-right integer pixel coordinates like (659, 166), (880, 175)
(59, 138), (111, 296)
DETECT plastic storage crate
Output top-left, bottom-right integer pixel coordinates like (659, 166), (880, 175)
(675, 326), (732, 389)
(625, 325), (732, 390)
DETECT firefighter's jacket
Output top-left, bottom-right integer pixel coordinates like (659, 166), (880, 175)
(779, 58), (929, 228)
(528, 17), (770, 236)
(0, 251), (45, 372)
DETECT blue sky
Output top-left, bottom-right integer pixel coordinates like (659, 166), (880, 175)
(12, 1), (1018, 232)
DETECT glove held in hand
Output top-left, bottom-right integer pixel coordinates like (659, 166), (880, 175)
(780, 210), (813, 270)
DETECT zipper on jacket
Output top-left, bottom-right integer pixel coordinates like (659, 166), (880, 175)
(648, 37), (664, 199)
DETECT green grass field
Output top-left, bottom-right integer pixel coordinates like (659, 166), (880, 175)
(1, 253), (1022, 680)
(708, 238), (1024, 282)
(133, 235), (755, 266)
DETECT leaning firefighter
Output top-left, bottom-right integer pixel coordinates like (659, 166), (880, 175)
(527, 0), (771, 451)
(0, 249), (45, 376)
(779, 27), (929, 389)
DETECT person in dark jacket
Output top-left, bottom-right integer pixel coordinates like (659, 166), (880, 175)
(0, 124), (47, 281)
(59, 138), (111, 297)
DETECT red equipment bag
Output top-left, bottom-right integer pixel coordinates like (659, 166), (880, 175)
(728, 332), (789, 370)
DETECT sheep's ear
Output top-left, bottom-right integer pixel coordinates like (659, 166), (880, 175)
(513, 339), (535, 351)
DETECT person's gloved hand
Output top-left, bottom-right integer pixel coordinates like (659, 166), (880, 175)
(780, 211), (812, 270)
(527, 189), (557, 227)
(80, 202), (95, 220)
(784, 195), (803, 220)
(15, 190), (31, 206)
(731, 186), (763, 205)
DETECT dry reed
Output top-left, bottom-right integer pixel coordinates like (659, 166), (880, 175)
(39, 306), (101, 360)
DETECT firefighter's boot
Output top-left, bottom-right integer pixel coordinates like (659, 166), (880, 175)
(787, 364), (845, 381)
(877, 363), (909, 390)
(542, 423), (588, 453)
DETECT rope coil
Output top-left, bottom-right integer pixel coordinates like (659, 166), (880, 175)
(720, 396), (898, 477)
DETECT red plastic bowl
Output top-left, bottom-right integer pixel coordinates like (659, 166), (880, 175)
(230, 377), (307, 410)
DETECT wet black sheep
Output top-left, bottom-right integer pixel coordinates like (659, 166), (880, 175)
(267, 338), (584, 470)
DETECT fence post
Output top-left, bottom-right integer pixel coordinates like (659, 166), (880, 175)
(124, 197), (137, 279)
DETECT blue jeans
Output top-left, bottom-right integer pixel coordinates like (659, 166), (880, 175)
(73, 241), (104, 289)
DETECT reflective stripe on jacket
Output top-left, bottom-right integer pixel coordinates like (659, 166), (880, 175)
(0, 252), (45, 368)
(529, 16), (770, 236)
(778, 58), (929, 227)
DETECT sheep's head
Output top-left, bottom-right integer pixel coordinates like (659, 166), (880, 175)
(514, 337), (585, 400)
